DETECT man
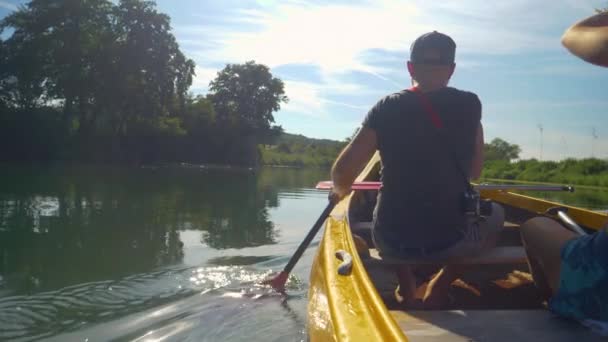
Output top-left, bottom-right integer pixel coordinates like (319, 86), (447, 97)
(331, 31), (504, 307)
(520, 11), (608, 323)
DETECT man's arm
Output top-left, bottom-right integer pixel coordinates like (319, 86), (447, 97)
(470, 122), (484, 180)
(562, 13), (608, 67)
(331, 126), (378, 198)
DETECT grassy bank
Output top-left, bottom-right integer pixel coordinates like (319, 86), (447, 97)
(481, 158), (608, 188)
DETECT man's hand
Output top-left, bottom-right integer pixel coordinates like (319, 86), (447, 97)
(328, 187), (351, 204)
(562, 13), (608, 67)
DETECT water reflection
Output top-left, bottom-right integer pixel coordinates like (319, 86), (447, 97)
(0, 164), (327, 340)
(2, 164), (605, 340)
(0, 165), (327, 295)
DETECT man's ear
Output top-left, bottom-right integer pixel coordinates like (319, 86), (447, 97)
(449, 63), (456, 78)
(406, 61), (415, 77)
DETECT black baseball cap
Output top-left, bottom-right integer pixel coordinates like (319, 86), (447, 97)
(410, 31), (456, 65)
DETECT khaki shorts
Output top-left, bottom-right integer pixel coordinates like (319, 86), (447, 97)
(373, 202), (505, 259)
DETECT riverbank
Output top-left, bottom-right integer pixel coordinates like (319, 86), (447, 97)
(480, 177), (608, 191)
(481, 158), (608, 188)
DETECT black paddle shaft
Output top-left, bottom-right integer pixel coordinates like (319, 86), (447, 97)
(282, 201), (337, 274)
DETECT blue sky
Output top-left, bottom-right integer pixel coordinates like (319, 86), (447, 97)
(2, 0), (608, 160)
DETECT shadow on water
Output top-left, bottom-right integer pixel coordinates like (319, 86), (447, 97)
(0, 164), (327, 341)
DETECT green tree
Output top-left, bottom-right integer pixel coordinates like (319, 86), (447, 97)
(0, 0), (195, 163)
(108, 0), (194, 136)
(484, 138), (521, 161)
(208, 61), (288, 165)
(0, 39), (13, 108)
(209, 61), (287, 132)
(1, 0), (116, 124)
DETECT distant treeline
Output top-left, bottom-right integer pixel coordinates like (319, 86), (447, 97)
(260, 135), (608, 189)
(482, 158), (608, 188)
(0, 1), (286, 166)
(477, 138), (608, 187)
(260, 133), (346, 167)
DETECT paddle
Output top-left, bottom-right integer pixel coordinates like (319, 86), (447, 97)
(315, 181), (575, 192)
(264, 180), (575, 292)
(545, 207), (588, 236)
(263, 198), (338, 292)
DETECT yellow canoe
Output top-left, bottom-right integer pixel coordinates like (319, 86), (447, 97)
(308, 153), (607, 341)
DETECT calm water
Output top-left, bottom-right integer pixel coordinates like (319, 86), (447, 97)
(0, 164), (329, 341)
(0, 165), (607, 341)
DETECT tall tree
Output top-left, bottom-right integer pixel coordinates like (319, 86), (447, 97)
(0, 0), (195, 141)
(208, 61), (287, 165)
(0, 0), (116, 126)
(109, 0), (194, 137)
(484, 138), (521, 161)
(209, 61), (288, 134)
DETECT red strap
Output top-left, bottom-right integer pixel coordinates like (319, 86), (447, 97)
(410, 87), (443, 129)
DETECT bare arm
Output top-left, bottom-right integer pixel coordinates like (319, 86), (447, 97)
(470, 122), (484, 180)
(561, 12), (608, 67)
(331, 126), (378, 198)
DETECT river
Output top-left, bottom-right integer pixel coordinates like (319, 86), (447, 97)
(0, 164), (606, 341)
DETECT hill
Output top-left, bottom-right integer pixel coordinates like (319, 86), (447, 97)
(260, 133), (346, 167)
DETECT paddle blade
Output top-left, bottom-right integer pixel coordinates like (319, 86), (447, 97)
(262, 271), (289, 292)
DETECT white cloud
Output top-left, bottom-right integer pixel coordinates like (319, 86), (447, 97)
(172, 0), (608, 148)
(177, 0), (595, 112)
(177, 1), (425, 79)
(180, 0), (592, 70)
(282, 80), (325, 116)
(0, 1), (17, 11)
(190, 66), (218, 93)
(281, 79), (373, 117)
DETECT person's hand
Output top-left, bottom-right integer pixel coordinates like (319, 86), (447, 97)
(562, 12), (608, 67)
(328, 187), (350, 204)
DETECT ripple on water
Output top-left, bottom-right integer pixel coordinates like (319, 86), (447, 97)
(0, 265), (307, 341)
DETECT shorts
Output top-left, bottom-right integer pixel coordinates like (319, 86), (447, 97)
(373, 202), (504, 259)
(549, 232), (608, 321)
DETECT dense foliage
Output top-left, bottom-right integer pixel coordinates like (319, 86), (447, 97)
(0, 0), (285, 166)
(484, 138), (521, 161)
(480, 138), (608, 187)
(482, 158), (608, 187)
(260, 133), (346, 167)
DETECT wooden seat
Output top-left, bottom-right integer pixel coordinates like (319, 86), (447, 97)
(352, 221), (374, 235)
(355, 220), (526, 265)
(390, 310), (605, 342)
(352, 221), (520, 235)
(368, 246), (527, 265)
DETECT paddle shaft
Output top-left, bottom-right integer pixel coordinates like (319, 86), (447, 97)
(281, 201), (336, 275)
(476, 184), (574, 192)
(315, 181), (574, 193)
(557, 211), (588, 236)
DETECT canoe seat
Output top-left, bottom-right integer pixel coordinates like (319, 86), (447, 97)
(390, 310), (605, 342)
(352, 221), (374, 235)
(368, 246), (527, 265)
(352, 221), (520, 235)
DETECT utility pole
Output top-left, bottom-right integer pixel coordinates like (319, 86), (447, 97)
(560, 136), (568, 156)
(592, 127), (598, 158)
(537, 124), (543, 161)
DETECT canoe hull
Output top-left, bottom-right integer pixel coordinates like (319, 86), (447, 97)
(308, 199), (407, 341)
(307, 153), (607, 340)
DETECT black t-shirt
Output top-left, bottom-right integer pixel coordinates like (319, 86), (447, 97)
(363, 87), (481, 248)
